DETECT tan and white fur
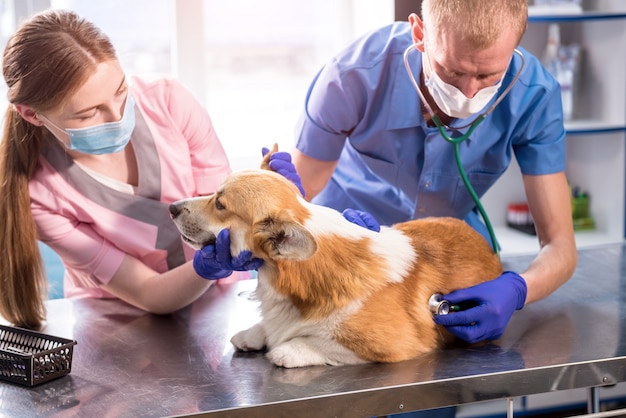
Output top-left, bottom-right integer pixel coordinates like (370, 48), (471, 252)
(169, 146), (503, 368)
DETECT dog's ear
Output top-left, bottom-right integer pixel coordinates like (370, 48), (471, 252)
(260, 143), (279, 171)
(254, 215), (317, 261)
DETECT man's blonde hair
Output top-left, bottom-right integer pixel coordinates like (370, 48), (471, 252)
(421, 0), (528, 49)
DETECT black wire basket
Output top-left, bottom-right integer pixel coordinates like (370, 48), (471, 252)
(0, 325), (77, 386)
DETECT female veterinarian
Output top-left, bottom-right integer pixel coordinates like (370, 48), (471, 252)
(291, 0), (577, 351)
(0, 10), (278, 329)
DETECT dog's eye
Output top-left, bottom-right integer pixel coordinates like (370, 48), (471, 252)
(215, 198), (225, 210)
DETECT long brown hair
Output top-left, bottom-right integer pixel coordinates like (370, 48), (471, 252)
(0, 10), (117, 328)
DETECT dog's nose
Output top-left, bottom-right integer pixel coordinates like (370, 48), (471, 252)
(169, 203), (182, 219)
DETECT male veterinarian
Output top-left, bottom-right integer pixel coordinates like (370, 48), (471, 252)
(289, 0), (577, 353)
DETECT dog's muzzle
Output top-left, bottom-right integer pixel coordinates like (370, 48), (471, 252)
(168, 202), (216, 249)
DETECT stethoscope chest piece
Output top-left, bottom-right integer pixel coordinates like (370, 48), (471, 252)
(428, 293), (450, 316)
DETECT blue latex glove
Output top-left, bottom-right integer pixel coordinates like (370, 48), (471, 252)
(433, 271), (527, 343)
(193, 229), (264, 280)
(342, 208), (381, 232)
(261, 147), (305, 197)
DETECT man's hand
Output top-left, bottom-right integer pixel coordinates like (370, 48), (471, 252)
(262, 147), (305, 197)
(433, 271), (527, 343)
(342, 209), (381, 232)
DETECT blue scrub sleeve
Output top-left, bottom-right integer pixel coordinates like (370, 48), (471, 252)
(295, 61), (367, 162)
(514, 76), (566, 175)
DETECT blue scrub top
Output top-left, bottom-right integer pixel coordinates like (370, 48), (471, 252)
(295, 22), (566, 234)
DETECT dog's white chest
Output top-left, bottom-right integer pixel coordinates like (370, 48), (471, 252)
(230, 275), (364, 367)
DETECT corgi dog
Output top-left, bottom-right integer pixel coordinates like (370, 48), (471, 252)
(169, 147), (502, 368)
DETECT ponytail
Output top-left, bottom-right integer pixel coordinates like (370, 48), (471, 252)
(0, 107), (47, 328)
(0, 10), (119, 328)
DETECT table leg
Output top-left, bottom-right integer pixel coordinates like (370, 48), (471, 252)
(507, 398), (514, 418)
(588, 386), (600, 413)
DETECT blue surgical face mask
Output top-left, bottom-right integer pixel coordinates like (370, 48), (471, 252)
(40, 94), (136, 155)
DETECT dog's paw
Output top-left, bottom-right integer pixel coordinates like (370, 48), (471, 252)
(266, 340), (329, 368)
(230, 323), (266, 351)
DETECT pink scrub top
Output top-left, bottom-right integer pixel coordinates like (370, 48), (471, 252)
(29, 75), (244, 298)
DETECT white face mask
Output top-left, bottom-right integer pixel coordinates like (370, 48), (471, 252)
(422, 52), (503, 119)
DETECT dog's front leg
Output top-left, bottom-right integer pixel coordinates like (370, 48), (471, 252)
(267, 337), (366, 368)
(231, 322), (267, 351)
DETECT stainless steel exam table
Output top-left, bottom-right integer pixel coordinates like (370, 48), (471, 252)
(2, 243), (626, 417)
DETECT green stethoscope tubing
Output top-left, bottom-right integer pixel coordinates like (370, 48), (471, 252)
(403, 46), (526, 257)
(431, 113), (499, 256)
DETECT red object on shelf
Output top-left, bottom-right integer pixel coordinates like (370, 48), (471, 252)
(507, 202), (536, 235)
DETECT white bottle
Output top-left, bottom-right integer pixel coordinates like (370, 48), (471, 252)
(542, 23), (560, 76)
(542, 24), (574, 120)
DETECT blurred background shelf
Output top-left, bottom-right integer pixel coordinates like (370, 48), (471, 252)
(484, 1), (626, 253)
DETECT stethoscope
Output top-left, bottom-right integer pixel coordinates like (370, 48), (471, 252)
(403, 44), (526, 256)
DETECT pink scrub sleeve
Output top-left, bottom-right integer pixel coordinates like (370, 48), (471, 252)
(132, 78), (231, 200)
(170, 83), (230, 195)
